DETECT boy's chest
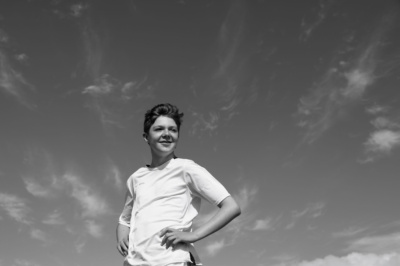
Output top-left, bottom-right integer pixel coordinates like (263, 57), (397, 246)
(134, 172), (187, 202)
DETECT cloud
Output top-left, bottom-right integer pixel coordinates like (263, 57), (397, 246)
(0, 28), (9, 43)
(30, 228), (50, 244)
(204, 239), (226, 257)
(22, 147), (112, 218)
(234, 186), (258, 212)
(332, 226), (369, 238)
(42, 210), (65, 225)
(85, 219), (103, 238)
(189, 111), (220, 136)
(63, 173), (111, 218)
(70, 3), (89, 17)
(299, 0), (332, 42)
(215, 0), (245, 78)
(366, 105), (390, 115)
(104, 159), (124, 190)
(83, 74), (156, 133)
(249, 217), (275, 231)
(364, 130), (400, 154)
(342, 68), (375, 99)
(23, 177), (54, 198)
(274, 253), (400, 266)
(13, 259), (42, 266)
(82, 74), (117, 96)
(80, 15), (105, 80)
(286, 202), (325, 229)
(370, 117), (400, 130)
(120, 76), (156, 101)
(74, 238), (86, 254)
(0, 193), (32, 225)
(22, 148), (62, 197)
(346, 232), (400, 254)
(296, 12), (394, 144)
(188, 0), (248, 136)
(361, 103), (400, 162)
(0, 49), (35, 109)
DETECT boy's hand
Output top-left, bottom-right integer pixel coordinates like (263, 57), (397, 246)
(117, 236), (129, 257)
(159, 228), (198, 249)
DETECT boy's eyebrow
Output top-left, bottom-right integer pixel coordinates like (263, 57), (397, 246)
(152, 125), (177, 128)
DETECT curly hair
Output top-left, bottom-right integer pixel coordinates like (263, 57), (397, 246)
(143, 103), (184, 134)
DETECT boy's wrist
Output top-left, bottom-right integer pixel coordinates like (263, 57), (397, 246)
(191, 231), (202, 243)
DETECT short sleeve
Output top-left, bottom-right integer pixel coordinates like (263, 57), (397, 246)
(184, 160), (230, 205)
(118, 179), (134, 227)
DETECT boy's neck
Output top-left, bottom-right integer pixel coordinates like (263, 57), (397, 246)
(150, 153), (175, 168)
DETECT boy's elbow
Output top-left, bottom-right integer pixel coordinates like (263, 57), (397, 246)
(230, 200), (241, 218)
(235, 204), (241, 217)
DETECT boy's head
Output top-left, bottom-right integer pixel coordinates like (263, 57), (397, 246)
(143, 103), (184, 135)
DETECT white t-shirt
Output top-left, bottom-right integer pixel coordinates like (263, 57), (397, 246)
(119, 158), (230, 266)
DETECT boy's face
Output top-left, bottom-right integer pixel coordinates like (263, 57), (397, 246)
(144, 116), (179, 157)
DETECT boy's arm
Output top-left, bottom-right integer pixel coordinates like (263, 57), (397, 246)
(160, 196), (241, 248)
(116, 223), (130, 256)
(116, 190), (134, 256)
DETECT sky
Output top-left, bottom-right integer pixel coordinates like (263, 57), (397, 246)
(1, 0), (400, 266)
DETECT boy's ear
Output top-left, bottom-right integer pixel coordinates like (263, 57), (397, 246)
(143, 133), (148, 142)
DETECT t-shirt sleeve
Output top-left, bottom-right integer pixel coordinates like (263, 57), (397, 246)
(118, 178), (134, 227)
(184, 160), (230, 205)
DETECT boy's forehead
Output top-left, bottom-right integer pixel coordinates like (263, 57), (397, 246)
(152, 116), (177, 126)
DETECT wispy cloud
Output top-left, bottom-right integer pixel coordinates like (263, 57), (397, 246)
(104, 158), (124, 190)
(0, 193), (32, 225)
(0, 48), (35, 109)
(63, 173), (112, 218)
(363, 130), (400, 161)
(299, 0), (332, 42)
(286, 202), (325, 229)
(366, 104), (390, 115)
(120, 76), (156, 101)
(189, 111), (220, 136)
(204, 239), (226, 257)
(189, 0), (249, 137)
(22, 177), (55, 198)
(215, 0), (245, 78)
(83, 74), (156, 133)
(30, 228), (51, 245)
(273, 252), (400, 266)
(74, 238), (86, 254)
(70, 3), (89, 18)
(22, 148), (61, 198)
(85, 219), (103, 238)
(23, 147), (112, 218)
(361, 106), (400, 163)
(296, 12), (395, 144)
(13, 259), (42, 266)
(332, 226), (369, 238)
(82, 74), (117, 96)
(42, 210), (65, 225)
(80, 14), (105, 80)
(248, 216), (277, 231)
(346, 232), (400, 254)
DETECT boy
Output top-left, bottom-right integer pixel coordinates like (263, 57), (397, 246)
(117, 103), (241, 266)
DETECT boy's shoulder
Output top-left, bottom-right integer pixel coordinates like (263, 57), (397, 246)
(127, 166), (149, 179)
(174, 157), (199, 168)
